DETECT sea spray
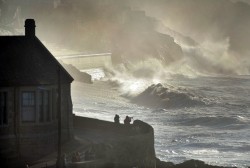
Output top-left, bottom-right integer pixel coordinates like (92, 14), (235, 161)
(162, 26), (250, 75)
(103, 62), (213, 108)
(103, 59), (169, 96)
(103, 58), (215, 108)
(103, 58), (202, 96)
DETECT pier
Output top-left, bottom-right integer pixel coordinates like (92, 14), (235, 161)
(55, 53), (112, 69)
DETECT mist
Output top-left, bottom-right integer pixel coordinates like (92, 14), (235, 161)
(133, 0), (250, 72)
(135, 0), (250, 52)
(1, 0), (250, 75)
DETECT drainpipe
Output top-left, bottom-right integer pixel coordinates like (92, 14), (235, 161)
(56, 67), (62, 168)
(14, 87), (20, 159)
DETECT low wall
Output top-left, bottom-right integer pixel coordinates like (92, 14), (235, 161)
(73, 115), (156, 168)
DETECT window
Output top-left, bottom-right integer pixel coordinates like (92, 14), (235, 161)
(39, 91), (44, 122)
(21, 91), (35, 122)
(0, 92), (8, 126)
(52, 88), (57, 120)
(39, 90), (51, 122)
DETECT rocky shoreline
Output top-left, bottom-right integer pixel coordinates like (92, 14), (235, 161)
(156, 158), (237, 168)
(72, 116), (240, 168)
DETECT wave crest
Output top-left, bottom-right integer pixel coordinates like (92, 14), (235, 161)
(180, 116), (249, 128)
(131, 83), (210, 108)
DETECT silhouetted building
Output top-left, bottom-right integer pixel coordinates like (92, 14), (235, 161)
(0, 19), (74, 163)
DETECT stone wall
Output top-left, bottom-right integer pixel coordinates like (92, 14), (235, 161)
(73, 116), (156, 168)
(109, 120), (156, 168)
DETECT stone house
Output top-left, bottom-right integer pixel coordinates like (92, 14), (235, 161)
(0, 19), (74, 163)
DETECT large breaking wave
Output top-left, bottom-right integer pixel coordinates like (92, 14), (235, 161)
(131, 83), (210, 108)
(103, 60), (214, 108)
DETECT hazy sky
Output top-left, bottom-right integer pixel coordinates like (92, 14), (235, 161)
(233, 0), (250, 4)
(1, 0), (250, 74)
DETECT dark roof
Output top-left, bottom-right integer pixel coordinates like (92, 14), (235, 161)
(0, 36), (74, 86)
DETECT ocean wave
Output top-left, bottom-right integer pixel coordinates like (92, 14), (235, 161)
(180, 116), (248, 128)
(131, 83), (210, 108)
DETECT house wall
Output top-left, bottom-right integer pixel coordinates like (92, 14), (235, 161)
(61, 83), (74, 142)
(0, 83), (73, 162)
(0, 87), (17, 161)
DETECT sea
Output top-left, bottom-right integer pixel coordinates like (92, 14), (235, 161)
(71, 66), (250, 168)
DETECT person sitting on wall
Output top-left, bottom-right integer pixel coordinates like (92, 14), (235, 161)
(114, 114), (120, 124)
(124, 116), (132, 125)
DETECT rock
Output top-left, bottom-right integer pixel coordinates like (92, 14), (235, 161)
(156, 157), (175, 168)
(156, 159), (237, 168)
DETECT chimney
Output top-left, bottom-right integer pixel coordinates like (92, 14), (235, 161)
(25, 19), (36, 37)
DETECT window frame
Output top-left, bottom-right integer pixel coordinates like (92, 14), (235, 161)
(0, 91), (8, 126)
(21, 91), (36, 123)
(20, 86), (55, 125)
(38, 89), (51, 123)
